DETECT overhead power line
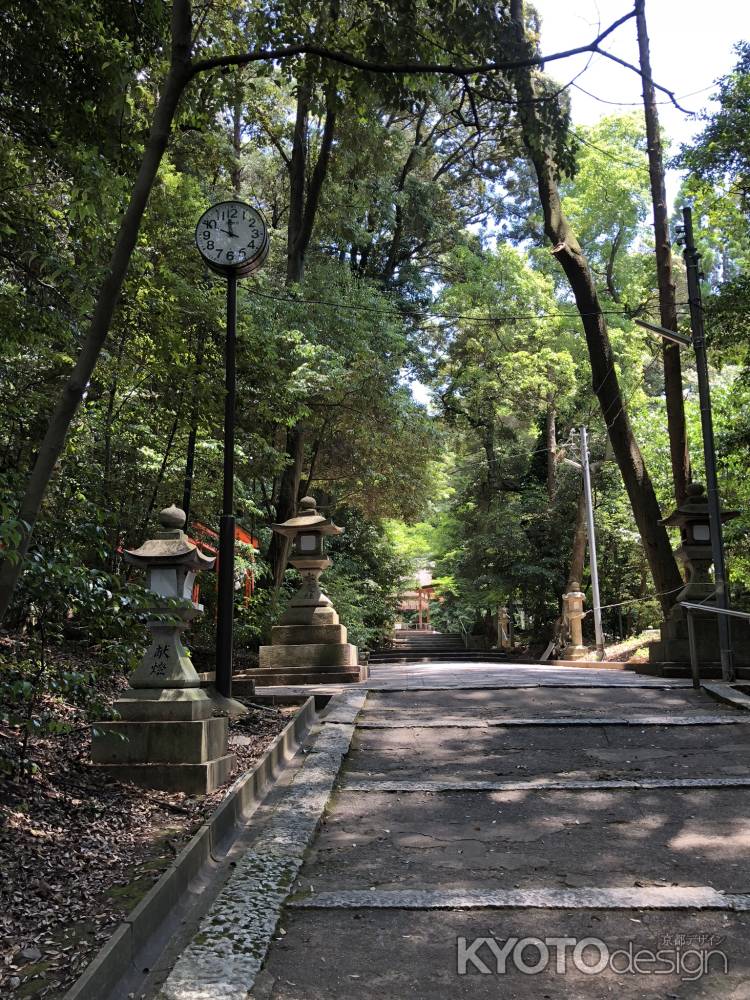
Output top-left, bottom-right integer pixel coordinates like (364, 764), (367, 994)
(244, 285), (682, 327)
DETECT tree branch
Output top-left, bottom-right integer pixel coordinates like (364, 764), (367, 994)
(188, 11), (637, 81)
(605, 227), (623, 302)
(596, 49), (695, 115)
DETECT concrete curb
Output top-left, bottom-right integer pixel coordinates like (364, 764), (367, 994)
(702, 681), (750, 712)
(63, 697), (316, 1000)
(158, 689), (366, 1000)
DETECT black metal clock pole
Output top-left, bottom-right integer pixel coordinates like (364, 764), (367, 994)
(195, 200), (269, 701)
(216, 270), (238, 698)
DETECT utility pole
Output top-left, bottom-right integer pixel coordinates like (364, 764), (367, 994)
(580, 426), (605, 659)
(680, 206), (734, 681)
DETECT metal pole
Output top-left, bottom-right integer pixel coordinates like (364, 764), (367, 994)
(215, 272), (237, 698)
(681, 206), (734, 682)
(685, 608), (701, 689)
(580, 426), (605, 659)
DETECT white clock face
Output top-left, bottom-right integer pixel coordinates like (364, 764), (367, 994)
(195, 201), (267, 272)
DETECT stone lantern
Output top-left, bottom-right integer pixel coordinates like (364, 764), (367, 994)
(91, 505), (235, 793)
(255, 496), (365, 684)
(660, 482), (738, 604)
(649, 483), (750, 670)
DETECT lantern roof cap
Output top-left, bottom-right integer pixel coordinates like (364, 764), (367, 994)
(271, 495), (343, 538)
(124, 504), (216, 569)
(660, 482), (739, 528)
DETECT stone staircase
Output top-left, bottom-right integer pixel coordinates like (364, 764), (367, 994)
(368, 630), (509, 665)
(234, 664), (366, 691)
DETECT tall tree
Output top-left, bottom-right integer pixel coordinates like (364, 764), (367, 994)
(635, 0), (690, 504)
(267, 63), (340, 588)
(0, 0), (651, 618)
(508, 0), (682, 613)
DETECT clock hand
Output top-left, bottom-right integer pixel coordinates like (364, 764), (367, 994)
(219, 227), (238, 237)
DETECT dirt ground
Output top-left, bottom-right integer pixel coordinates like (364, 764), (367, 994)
(0, 697), (296, 999)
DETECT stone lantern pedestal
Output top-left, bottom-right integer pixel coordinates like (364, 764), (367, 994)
(254, 497), (366, 685)
(561, 584), (590, 660)
(650, 483), (750, 670)
(91, 505), (235, 794)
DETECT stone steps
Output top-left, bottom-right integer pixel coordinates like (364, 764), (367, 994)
(369, 630), (507, 665)
(381, 633), (465, 649)
(369, 651), (509, 665)
(234, 668), (365, 689)
(372, 648), (479, 656)
(634, 662), (750, 680)
(388, 644), (466, 651)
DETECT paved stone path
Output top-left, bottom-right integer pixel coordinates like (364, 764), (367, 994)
(152, 663), (750, 998)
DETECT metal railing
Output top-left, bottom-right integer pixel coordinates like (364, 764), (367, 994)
(681, 601), (750, 688)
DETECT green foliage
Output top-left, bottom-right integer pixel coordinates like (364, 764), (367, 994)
(4, 0), (750, 715)
(680, 43), (750, 213)
(1, 535), (149, 773)
(673, 43), (750, 611)
(321, 511), (412, 650)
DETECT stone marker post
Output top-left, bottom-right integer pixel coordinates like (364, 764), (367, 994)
(562, 583), (589, 660)
(497, 607), (511, 650)
(91, 505), (235, 794)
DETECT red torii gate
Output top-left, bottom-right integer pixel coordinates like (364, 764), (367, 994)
(189, 521), (260, 605)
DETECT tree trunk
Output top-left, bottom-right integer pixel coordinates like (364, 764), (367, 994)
(286, 79), (311, 284)
(101, 377), (117, 511)
(383, 107), (426, 283)
(270, 76), (338, 587)
(0, 1), (195, 621)
(483, 421), (498, 498)
(635, 0), (690, 505)
(139, 408), (181, 539)
(567, 487), (587, 589)
(303, 430), (325, 496)
(545, 401), (557, 499)
(182, 327), (205, 524)
(231, 85), (243, 195)
(510, 0), (682, 615)
(268, 424), (305, 589)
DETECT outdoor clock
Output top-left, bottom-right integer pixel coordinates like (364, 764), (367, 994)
(194, 200), (269, 277)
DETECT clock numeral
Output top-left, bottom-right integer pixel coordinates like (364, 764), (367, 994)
(226, 251), (234, 262)
(203, 230), (211, 239)
(250, 228), (259, 239)
(215, 249), (223, 258)
(239, 249), (246, 259)
(205, 240), (214, 250)
(229, 208), (238, 219)
(205, 219), (217, 229)
(247, 241), (256, 250)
